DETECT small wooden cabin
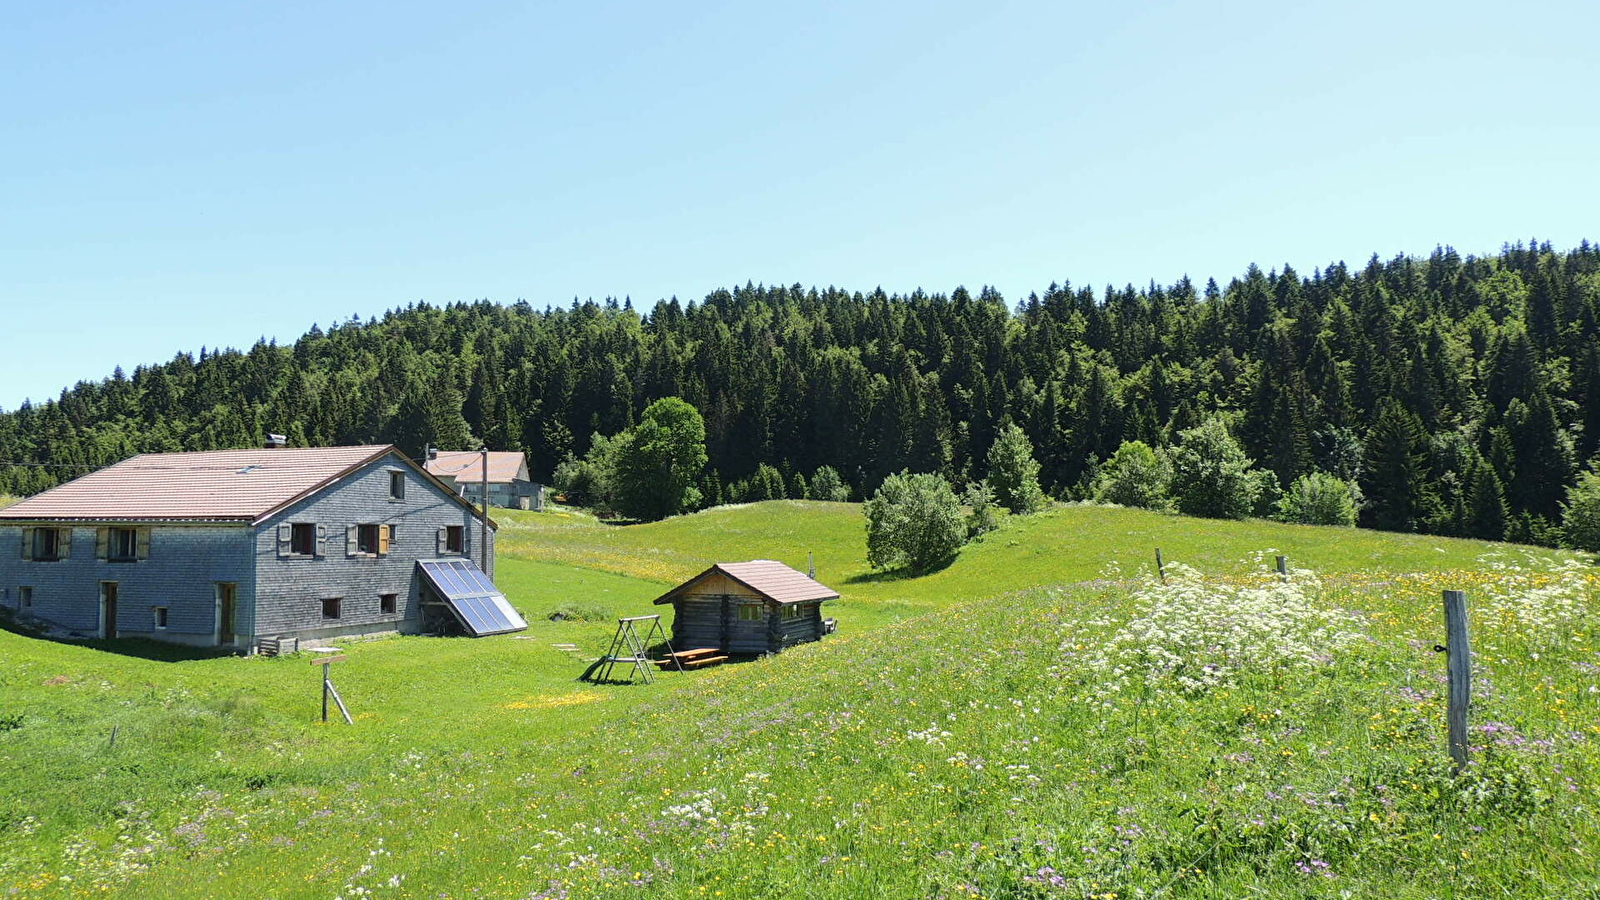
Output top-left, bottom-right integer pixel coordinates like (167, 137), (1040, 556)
(653, 560), (839, 655)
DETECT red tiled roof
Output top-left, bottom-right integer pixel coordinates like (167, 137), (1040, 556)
(654, 560), (840, 605)
(0, 445), (395, 523)
(425, 451), (527, 484)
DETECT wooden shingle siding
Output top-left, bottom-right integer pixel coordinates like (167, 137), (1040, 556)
(0, 524), (254, 641)
(252, 451), (493, 642)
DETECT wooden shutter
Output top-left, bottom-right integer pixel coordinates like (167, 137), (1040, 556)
(136, 528), (150, 561)
(379, 525), (392, 556)
(96, 527), (109, 560)
(316, 524), (327, 557)
(347, 525), (359, 557)
(20, 527), (33, 560)
(436, 526), (447, 556)
(57, 528), (71, 560)
(277, 523), (292, 557)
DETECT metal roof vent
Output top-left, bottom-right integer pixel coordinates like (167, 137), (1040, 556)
(264, 433), (288, 449)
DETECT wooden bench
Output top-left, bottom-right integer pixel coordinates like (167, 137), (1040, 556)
(655, 647), (726, 670)
(681, 654), (729, 669)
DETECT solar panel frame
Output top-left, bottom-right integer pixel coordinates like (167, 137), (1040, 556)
(417, 559), (527, 636)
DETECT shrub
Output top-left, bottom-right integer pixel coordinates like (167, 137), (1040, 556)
(1168, 419), (1265, 520)
(546, 603), (612, 622)
(1562, 469), (1600, 551)
(1092, 441), (1172, 510)
(864, 471), (966, 571)
(1276, 471), (1360, 526)
(810, 465), (851, 502)
(985, 424), (1047, 514)
(962, 481), (1001, 540)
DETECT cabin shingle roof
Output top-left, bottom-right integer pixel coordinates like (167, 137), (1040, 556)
(0, 445), (402, 523)
(654, 559), (840, 605)
(424, 451), (527, 484)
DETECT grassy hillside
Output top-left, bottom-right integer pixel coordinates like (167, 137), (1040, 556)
(1, 503), (1596, 898)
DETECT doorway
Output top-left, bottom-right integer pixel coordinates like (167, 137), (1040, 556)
(99, 582), (118, 639)
(216, 582), (237, 646)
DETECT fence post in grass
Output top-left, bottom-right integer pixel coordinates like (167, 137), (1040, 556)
(1442, 590), (1471, 773)
(1155, 548), (1166, 583)
(313, 653), (353, 725)
(1276, 555), (1288, 582)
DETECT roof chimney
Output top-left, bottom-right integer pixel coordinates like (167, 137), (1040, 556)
(264, 433), (288, 449)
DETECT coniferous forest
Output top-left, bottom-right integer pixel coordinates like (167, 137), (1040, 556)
(3, 240), (1599, 546)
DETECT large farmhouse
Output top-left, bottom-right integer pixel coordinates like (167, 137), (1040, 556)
(424, 450), (544, 510)
(0, 444), (521, 650)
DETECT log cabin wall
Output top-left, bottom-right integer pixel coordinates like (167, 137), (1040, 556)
(670, 573), (770, 654)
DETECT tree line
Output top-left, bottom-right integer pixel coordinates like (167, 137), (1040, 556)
(3, 239), (1599, 546)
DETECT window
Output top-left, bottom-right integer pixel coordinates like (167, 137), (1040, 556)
(108, 527), (139, 561)
(290, 523), (316, 556)
(18, 587), (32, 609)
(380, 593), (397, 615)
(737, 604), (764, 622)
(389, 471), (406, 500)
(781, 604), (800, 620)
(321, 598), (342, 620)
(153, 607), (168, 629)
(349, 524), (391, 557)
(30, 528), (62, 561)
(445, 526), (464, 553)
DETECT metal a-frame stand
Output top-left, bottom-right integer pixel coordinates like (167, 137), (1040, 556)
(583, 614), (681, 684)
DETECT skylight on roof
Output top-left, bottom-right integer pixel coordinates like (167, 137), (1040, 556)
(237, 465), (262, 474)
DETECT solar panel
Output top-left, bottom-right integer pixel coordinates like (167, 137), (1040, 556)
(417, 559), (528, 636)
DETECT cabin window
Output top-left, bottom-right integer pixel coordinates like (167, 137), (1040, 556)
(108, 527), (140, 561)
(445, 526), (464, 553)
(321, 598), (342, 620)
(380, 593), (397, 615)
(358, 524), (382, 554)
(152, 607), (168, 629)
(389, 471), (406, 500)
(18, 587), (32, 608)
(29, 528), (63, 562)
(290, 523), (316, 556)
(781, 604), (800, 620)
(737, 604), (764, 622)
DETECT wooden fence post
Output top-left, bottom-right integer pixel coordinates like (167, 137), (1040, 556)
(1442, 590), (1471, 772)
(1275, 555), (1288, 581)
(1155, 548), (1166, 583)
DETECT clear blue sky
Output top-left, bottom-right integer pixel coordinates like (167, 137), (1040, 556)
(3, 0), (1596, 409)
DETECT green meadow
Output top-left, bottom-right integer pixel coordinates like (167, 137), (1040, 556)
(1, 502), (1597, 898)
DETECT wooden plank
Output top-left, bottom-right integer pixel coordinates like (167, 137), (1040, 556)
(682, 655), (729, 669)
(310, 654), (347, 666)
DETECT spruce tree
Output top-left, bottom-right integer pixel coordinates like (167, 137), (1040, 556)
(1361, 400), (1435, 532)
(1465, 458), (1509, 541)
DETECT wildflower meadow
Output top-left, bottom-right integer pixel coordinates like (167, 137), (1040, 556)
(2, 502), (1596, 898)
